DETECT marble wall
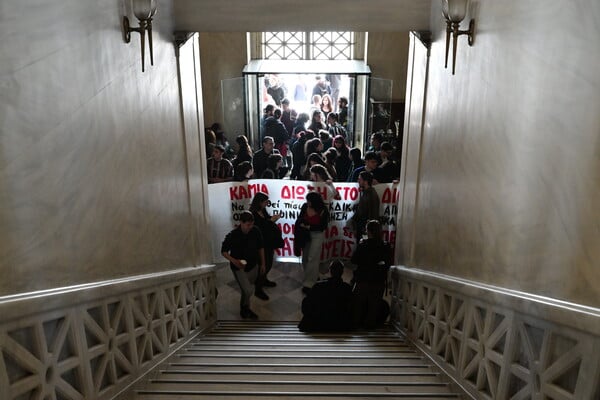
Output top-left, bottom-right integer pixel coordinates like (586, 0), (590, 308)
(198, 32), (248, 128)
(398, 0), (600, 308)
(366, 32), (410, 102)
(0, 1), (208, 296)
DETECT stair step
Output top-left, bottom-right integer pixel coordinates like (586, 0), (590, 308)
(188, 342), (412, 349)
(158, 370), (445, 383)
(127, 322), (462, 400)
(185, 346), (417, 357)
(183, 349), (416, 356)
(135, 390), (460, 399)
(142, 380), (453, 393)
(167, 362), (434, 373)
(170, 355), (427, 365)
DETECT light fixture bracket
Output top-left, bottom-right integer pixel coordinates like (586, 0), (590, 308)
(457, 19), (475, 46)
(122, 16), (152, 72)
(449, 18), (475, 74)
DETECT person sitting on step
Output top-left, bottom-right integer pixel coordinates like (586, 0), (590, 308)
(298, 260), (353, 332)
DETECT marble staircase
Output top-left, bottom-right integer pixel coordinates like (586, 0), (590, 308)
(124, 320), (463, 399)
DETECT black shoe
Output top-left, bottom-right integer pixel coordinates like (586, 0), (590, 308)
(255, 290), (270, 301)
(302, 286), (311, 295)
(263, 279), (277, 287)
(240, 308), (259, 320)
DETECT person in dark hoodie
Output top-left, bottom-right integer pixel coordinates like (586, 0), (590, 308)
(298, 260), (353, 332)
(351, 219), (392, 328)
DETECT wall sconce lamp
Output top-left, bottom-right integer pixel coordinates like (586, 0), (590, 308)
(122, 0), (158, 72)
(442, 0), (475, 75)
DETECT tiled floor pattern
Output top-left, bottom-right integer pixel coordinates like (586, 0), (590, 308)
(216, 260), (359, 322)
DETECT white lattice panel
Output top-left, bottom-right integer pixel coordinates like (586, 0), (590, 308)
(0, 270), (217, 400)
(390, 267), (600, 400)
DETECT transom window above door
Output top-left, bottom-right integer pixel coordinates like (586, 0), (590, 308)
(256, 32), (363, 60)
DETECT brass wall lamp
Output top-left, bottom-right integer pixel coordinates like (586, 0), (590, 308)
(122, 0), (158, 72)
(442, 0), (475, 75)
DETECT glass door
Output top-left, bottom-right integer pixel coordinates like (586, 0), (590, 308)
(220, 77), (246, 144)
(367, 77), (393, 152)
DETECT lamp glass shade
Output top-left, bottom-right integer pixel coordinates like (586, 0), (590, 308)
(441, 0), (449, 20)
(133, 0), (153, 20)
(447, 0), (468, 22)
(150, 0), (158, 17)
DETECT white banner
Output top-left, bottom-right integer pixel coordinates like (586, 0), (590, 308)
(208, 179), (399, 264)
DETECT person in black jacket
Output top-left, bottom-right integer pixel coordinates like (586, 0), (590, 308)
(221, 211), (266, 319)
(298, 261), (353, 332)
(351, 219), (392, 328)
(253, 136), (280, 178)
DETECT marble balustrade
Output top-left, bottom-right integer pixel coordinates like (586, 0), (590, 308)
(390, 266), (600, 400)
(0, 266), (217, 400)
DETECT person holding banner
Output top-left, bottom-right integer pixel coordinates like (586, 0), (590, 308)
(348, 170), (380, 238)
(296, 191), (330, 294)
(249, 192), (283, 301)
(309, 164), (341, 204)
(221, 211), (266, 320)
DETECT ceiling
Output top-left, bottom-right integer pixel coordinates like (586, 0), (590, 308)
(174, 0), (432, 32)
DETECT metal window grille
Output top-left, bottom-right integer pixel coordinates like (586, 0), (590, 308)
(261, 32), (354, 60)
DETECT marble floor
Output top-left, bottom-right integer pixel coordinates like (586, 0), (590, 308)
(215, 260), (359, 322)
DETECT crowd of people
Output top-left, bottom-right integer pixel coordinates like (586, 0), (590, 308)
(205, 104), (401, 185)
(221, 185), (393, 331)
(214, 86), (401, 331)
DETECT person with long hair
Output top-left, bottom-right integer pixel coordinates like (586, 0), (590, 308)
(349, 147), (365, 176)
(323, 147), (338, 181)
(292, 113), (310, 139)
(296, 191), (329, 294)
(333, 135), (353, 182)
(249, 192), (282, 300)
(320, 94), (334, 119)
(309, 164), (341, 203)
(351, 219), (392, 328)
(301, 152), (326, 181)
(290, 130), (314, 180)
(308, 109), (327, 133)
(232, 134), (253, 171)
(304, 137), (323, 158)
